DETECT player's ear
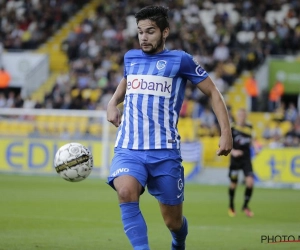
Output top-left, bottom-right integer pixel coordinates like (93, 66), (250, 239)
(162, 27), (170, 39)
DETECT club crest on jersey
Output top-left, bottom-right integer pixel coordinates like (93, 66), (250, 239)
(156, 60), (167, 70)
(195, 65), (206, 76)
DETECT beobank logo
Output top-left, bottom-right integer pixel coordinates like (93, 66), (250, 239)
(126, 75), (172, 97)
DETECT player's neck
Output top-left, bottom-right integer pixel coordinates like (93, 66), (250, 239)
(142, 46), (167, 55)
(237, 121), (246, 126)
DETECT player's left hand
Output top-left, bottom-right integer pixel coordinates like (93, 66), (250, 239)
(216, 132), (233, 156)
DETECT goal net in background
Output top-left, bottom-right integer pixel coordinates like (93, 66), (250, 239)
(0, 108), (116, 178)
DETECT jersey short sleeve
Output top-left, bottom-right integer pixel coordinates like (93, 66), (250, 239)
(179, 52), (208, 85)
(123, 52), (128, 78)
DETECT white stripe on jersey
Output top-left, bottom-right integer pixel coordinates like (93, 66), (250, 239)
(115, 98), (126, 147)
(121, 97), (130, 148)
(173, 78), (181, 148)
(142, 95), (150, 149)
(152, 96), (161, 149)
(132, 94), (139, 149)
(163, 97), (171, 148)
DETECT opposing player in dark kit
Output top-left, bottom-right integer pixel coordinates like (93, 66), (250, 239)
(228, 108), (254, 217)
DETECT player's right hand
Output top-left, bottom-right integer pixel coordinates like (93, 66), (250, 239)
(107, 105), (121, 127)
(217, 132), (233, 156)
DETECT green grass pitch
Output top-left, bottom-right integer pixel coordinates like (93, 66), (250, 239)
(0, 174), (299, 250)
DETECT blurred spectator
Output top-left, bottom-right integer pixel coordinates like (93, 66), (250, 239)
(14, 93), (24, 108)
(199, 107), (216, 128)
(284, 123), (300, 147)
(199, 106), (218, 136)
(0, 40), (3, 67)
(227, 105), (235, 124)
(284, 102), (298, 123)
(221, 59), (237, 87)
(268, 80), (284, 112)
(268, 134), (284, 149)
(244, 72), (259, 111)
(0, 92), (6, 107)
(99, 89), (114, 110)
(23, 97), (36, 109)
(209, 69), (228, 94)
(61, 94), (72, 109)
(293, 115), (300, 136)
(273, 101), (285, 122)
(6, 91), (15, 108)
(262, 123), (272, 140)
(1, 0), (88, 50)
(263, 122), (282, 140)
(0, 67), (11, 90)
(213, 41), (230, 62)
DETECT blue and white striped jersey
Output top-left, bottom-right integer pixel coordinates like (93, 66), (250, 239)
(115, 49), (208, 150)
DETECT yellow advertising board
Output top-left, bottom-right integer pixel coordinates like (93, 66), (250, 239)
(0, 138), (105, 174)
(0, 138), (199, 180)
(253, 148), (300, 183)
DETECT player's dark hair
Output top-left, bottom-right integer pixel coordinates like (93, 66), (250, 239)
(135, 6), (170, 32)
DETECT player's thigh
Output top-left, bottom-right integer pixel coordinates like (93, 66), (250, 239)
(228, 162), (240, 183)
(146, 149), (184, 206)
(107, 147), (148, 193)
(242, 160), (254, 178)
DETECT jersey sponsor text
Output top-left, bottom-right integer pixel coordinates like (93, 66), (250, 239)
(127, 75), (172, 97)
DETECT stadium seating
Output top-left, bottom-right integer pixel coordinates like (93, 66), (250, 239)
(30, 0), (100, 103)
(1, 0), (299, 167)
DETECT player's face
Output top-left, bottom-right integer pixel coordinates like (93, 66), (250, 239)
(237, 109), (247, 125)
(137, 19), (169, 54)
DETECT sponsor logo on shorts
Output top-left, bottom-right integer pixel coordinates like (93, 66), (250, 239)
(177, 192), (183, 199)
(111, 168), (129, 177)
(178, 178), (183, 190)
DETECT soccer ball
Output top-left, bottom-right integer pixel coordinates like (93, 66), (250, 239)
(54, 142), (93, 182)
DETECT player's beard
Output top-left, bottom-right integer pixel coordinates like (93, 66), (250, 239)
(141, 34), (164, 54)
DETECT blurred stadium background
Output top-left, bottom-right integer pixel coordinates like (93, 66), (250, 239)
(1, 0), (300, 187)
(0, 0), (300, 249)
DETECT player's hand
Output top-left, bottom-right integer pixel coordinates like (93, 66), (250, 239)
(217, 132), (233, 156)
(107, 104), (122, 127)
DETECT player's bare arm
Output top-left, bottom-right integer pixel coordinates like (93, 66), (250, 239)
(107, 77), (127, 127)
(197, 76), (233, 156)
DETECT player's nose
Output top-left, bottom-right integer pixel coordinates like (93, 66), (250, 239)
(140, 34), (148, 41)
